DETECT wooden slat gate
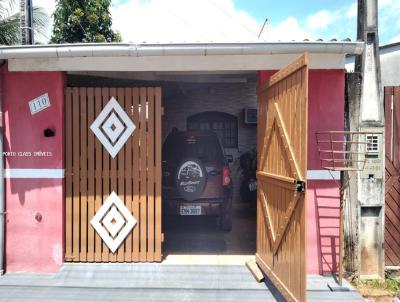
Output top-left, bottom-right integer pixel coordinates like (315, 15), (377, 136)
(384, 86), (400, 266)
(65, 87), (162, 262)
(256, 54), (308, 302)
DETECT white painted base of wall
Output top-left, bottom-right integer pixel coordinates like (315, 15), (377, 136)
(4, 169), (64, 178)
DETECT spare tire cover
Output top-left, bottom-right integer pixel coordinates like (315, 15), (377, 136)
(175, 158), (207, 201)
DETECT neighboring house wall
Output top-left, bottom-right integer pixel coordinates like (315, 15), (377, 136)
(345, 42), (400, 87)
(1, 65), (65, 272)
(380, 43), (400, 87)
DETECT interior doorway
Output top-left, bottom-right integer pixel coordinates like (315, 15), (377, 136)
(159, 72), (259, 263)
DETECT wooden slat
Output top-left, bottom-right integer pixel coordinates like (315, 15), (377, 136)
(65, 88), (73, 260)
(147, 88), (155, 262)
(274, 103), (302, 180)
(246, 259), (265, 283)
(108, 88), (117, 261)
(109, 89), (118, 273)
(300, 65), (308, 298)
(384, 87), (393, 159)
(79, 87), (88, 262)
(72, 87), (80, 262)
(87, 88), (95, 262)
(132, 88), (140, 261)
(107, 86), (117, 262)
(393, 87), (400, 169)
(259, 187), (276, 242)
(116, 88), (126, 262)
(139, 87), (147, 261)
(124, 88), (133, 262)
(101, 87), (110, 262)
(94, 88), (103, 262)
(154, 87), (162, 261)
(258, 174), (297, 191)
(257, 171), (297, 184)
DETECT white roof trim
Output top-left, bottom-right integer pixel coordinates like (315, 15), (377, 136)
(1, 42), (364, 72)
(0, 42), (364, 59)
(7, 53), (347, 71)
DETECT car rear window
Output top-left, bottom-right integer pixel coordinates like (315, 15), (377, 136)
(163, 133), (225, 163)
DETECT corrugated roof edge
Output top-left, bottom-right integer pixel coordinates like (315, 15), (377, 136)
(0, 42), (364, 59)
(346, 41), (400, 58)
(380, 41), (400, 50)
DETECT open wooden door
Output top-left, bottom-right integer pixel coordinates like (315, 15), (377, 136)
(256, 54), (309, 302)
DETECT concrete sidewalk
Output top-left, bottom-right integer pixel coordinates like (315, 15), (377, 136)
(0, 264), (364, 302)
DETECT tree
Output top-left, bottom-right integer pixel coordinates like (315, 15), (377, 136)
(0, 0), (48, 45)
(51, 0), (121, 43)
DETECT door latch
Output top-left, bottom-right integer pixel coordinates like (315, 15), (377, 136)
(296, 180), (306, 192)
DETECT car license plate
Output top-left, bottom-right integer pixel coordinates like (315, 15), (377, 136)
(180, 205), (202, 215)
(249, 181), (257, 192)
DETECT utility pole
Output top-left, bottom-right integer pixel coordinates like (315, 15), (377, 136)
(352, 0), (385, 279)
(20, 0), (34, 45)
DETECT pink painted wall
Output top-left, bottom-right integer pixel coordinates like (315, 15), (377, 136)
(259, 69), (344, 275)
(1, 65), (65, 272)
(307, 70), (344, 275)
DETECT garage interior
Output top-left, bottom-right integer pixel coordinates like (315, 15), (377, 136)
(68, 71), (259, 262)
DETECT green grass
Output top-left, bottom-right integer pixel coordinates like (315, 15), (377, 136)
(352, 275), (400, 297)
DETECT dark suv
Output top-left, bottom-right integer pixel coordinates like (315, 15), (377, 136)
(162, 130), (233, 231)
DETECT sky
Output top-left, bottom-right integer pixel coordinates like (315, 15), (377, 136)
(32, 0), (400, 45)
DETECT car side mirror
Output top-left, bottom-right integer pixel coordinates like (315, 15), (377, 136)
(226, 155), (233, 163)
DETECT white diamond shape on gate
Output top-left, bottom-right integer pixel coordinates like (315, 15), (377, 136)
(90, 97), (136, 158)
(90, 191), (137, 253)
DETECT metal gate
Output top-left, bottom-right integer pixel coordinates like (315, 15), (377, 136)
(65, 87), (162, 262)
(384, 86), (400, 266)
(256, 54), (308, 302)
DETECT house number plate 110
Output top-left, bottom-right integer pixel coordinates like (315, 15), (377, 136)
(29, 93), (51, 115)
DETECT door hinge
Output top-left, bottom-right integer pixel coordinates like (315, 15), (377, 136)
(296, 180), (306, 192)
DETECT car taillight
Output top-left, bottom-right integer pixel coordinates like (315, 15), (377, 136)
(223, 166), (231, 186)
